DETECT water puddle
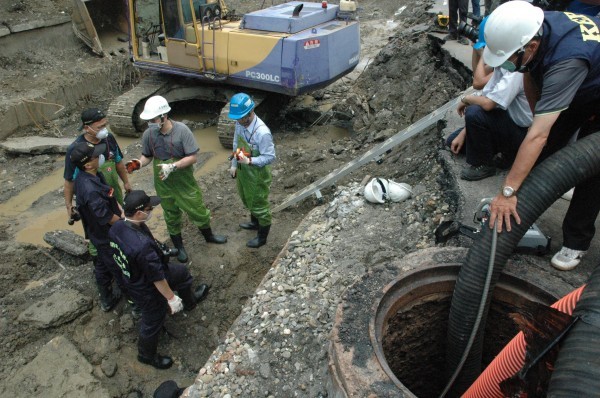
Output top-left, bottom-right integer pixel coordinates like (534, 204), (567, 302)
(5, 121), (228, 247)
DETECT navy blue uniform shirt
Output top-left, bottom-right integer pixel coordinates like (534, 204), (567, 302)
(64, 133), (123, 181)
(109, 220), (168, 297)
(74, 171), (121, 246)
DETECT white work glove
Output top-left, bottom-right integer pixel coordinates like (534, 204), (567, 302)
(229, 167), (237, 178)
(167, 295), (183, 314)
(158, 163), (177, 181)
(237, 152), (251, 165)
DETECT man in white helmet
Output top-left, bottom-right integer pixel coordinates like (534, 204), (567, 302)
(483, 1), (600, 270)
(126, 96), (227, 263)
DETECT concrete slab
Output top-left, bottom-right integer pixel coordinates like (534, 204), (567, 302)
(0, 335), (110, 398)
(17, 289), (92, 329)
(0, 136), (74, 155)
(6, 15), (70, 33)
(0, 26), (10, 38)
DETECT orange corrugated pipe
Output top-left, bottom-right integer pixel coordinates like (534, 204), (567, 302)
(462, 285), (585, 398)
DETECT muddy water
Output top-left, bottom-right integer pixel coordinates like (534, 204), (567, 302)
(8, 124), (228, 247)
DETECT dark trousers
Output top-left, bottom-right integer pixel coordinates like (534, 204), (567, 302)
(464, 105), (529, 167)
(449, 0), (468, 34)
(537, 100), (600, 251)
(135, 263), (193, 359)
(95, 244), (126, 290)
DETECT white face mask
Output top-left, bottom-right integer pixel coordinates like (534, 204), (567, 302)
(98, 154), (105, 167)
(95, 127), (109, 139)
(147, 122), (161, 130)
(141, 210), (152, 222)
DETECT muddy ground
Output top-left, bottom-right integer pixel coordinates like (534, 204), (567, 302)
(0, 0), (468, 396)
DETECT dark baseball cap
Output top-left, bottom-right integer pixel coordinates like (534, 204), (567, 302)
(78, 108), (106, 131)
(123, 190), (161, 214)
(70, 141), (106, 168)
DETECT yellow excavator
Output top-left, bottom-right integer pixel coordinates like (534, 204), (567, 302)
(71, 0), (360, 147)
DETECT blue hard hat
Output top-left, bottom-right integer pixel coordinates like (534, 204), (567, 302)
(228, 93), (255, 120)
(473, 16), (488, 50)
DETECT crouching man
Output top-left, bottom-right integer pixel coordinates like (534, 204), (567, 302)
(109, 190), (209, 370)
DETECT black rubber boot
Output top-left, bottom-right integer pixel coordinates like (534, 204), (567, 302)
(239, 215), (259, 230)
(170, 234), (189, 263)
(180, 284), (211, 311)
(137, 334), (173, 370)
(199, 227), (227, 244)
(96, 283), (119, 312)
(247, 225), (271, 248)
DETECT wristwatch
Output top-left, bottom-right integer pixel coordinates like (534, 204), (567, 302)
(502, 186), (516, 198)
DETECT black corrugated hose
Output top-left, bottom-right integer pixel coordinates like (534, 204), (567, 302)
(444, 132), (600, 397)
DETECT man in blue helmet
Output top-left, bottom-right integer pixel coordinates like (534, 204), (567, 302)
(126, 96), (227, 263)
(227, 93), (276, 248)
(484, 2), (600, 271)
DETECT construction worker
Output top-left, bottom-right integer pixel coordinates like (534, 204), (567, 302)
(109, 190), (210, 370)
(126, 95), (226, 263)
(483, 2), (600, 270)
(228, 93), (276, 248)
(64, 108), (132, 279)
(446, 0), (470, 44)
(71, 141), (124, 311)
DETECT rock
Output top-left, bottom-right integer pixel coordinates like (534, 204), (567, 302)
(17, 289), (92, 329)
(0, 335), (110, 397)
(101, 357), (118, 377)
(0, 136), (74, 155)
(259, 363), (271, 378)
(43, 230), (89, 257)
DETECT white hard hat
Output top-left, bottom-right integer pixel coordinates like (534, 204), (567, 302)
(483, 1), (544, 67)
(140, 95), (172, 120)
(364, 178), (389, 204)
(387, 181), (413, 202)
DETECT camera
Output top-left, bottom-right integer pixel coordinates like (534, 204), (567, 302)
(457, 12), (483, 43)
(68, 208), (81, 225)
(156, 240), (179, 262)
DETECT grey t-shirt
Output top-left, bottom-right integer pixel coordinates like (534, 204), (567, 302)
(141, 121), (199, 160)
(534, 58), (589, 116)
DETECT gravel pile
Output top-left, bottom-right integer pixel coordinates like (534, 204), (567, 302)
(185, 164), (456, 397)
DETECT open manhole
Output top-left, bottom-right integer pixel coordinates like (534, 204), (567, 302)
(371, 264), (556, 397)
(329, 247), (573, 398)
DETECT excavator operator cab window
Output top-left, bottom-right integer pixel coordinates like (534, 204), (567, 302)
(160, 0), (184, 39)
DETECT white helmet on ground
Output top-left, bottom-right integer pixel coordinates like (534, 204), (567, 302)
(140, 95), (172, 120)
(364, 178), (388, 204)
(388, 181), (413, 202)
(483, 1), (544, 67)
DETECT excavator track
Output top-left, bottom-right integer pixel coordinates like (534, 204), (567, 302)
(107, 74), (169, 137)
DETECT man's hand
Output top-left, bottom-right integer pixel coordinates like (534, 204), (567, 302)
(451, 129), (466, 154)
(229, 167), (237, 178)
(124, 182), (132, 193)
(167, 295), (183, 314)
(457, 101), (468, 117)
(66, 203), (73, 221)
(489, 194), (521, 232)
(237, 152), (251, 165)
(125, 159), (141, 174)
(158, 163), (177, 180)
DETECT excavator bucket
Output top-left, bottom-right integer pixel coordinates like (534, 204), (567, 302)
(71, 0), (129, 56)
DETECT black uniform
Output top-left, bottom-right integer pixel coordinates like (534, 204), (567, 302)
(75, 171), (123, 288)
(109, 220), (194, 359)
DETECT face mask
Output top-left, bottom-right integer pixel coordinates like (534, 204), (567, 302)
(98, 154), (106, 167)
(95, 127), (109, 139)
(141, 210), (152, 222)
(148, 122), (161, 130)
(500, 60), (517, 72)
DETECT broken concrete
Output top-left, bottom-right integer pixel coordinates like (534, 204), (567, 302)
(0, 136), (74, 155)
(43, 230), (89, 257)
(17, 289), (92, 329)
(0, 335), (110, 398)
